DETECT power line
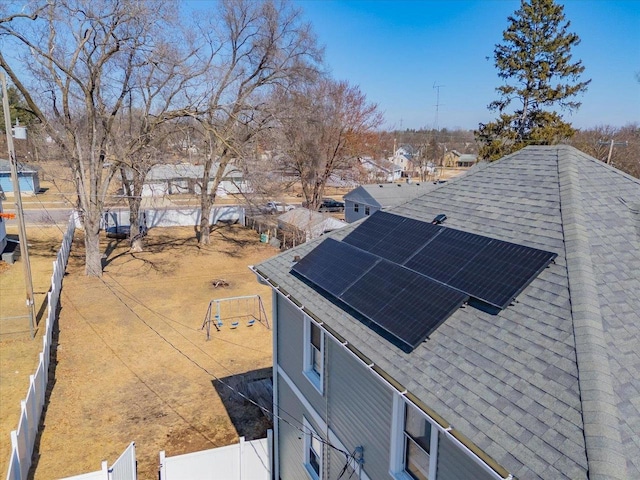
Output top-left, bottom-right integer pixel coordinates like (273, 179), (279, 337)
(84, 273), (359, 467)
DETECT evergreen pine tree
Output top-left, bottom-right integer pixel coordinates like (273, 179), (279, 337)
(476, 0), (590, 160)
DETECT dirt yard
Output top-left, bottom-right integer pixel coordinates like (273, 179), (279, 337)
(1, 223), (279, 479)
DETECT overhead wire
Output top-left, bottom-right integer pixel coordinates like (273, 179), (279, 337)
(92, 272), (358, 466)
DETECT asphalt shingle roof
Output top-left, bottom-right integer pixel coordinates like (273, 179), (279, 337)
(256, 146), (640, 479)
(344, 182), (439, 208)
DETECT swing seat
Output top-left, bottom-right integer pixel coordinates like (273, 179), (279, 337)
(247, 319), (256, 327)
(230, 321), (239, 329)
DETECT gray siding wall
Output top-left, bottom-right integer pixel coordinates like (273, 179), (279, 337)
(345, 200), (365, 223)
(344, 201), (380, 224)
(436, 434), (496, 480)
(326, 340), (394, 479)
(276, 296), (326, 422)
(277, 374), (313, 480)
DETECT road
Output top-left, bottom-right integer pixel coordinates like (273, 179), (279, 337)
(2, 206), (73, 226)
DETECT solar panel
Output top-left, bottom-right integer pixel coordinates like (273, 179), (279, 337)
(367, 216), (443, 264)
(291, 238), (379, 297)
(342, 211), (406, 252)
(344, 211), (443, 264)
(340, 261), (468, 352)
(449, 240), (556, 309)
(291, 212), (556, 352)
(404, 228), (492, 284)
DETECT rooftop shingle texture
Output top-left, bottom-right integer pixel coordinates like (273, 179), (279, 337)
(256, 145), (640, 479)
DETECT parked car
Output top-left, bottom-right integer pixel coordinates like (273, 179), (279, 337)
(261, 201), (294, 214)
(319, 198), (345, 212)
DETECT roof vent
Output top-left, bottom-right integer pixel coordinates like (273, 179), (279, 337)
(432, 214), (447, 225)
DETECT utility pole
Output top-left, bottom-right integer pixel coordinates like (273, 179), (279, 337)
(597, 139), (628, 165)
(1, 72), (36, 337)
(433, 82), (444, 169)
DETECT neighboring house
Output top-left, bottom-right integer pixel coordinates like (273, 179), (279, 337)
(0, 159), (40, 195)
(443, 150), (477, 168)
(390, 145), (416, 175)
(252, 145), (640, 480)
(343, 181), (439, 223)
(360, 158), (403, 183)
(136, 163), (247, 197)
(277, 208), (347, 245)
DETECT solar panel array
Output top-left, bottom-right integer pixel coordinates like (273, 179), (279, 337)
(292, 211), (556, 352)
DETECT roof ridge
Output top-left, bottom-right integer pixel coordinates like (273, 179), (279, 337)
(557, 147), (628, 479)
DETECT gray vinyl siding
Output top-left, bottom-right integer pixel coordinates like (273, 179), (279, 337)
(344, 200), (379, 223)
(276, 296), (326, 422)
(326, 341), (394, 479)
(277, 373), (313, 480)
(436, 433), (496, 480)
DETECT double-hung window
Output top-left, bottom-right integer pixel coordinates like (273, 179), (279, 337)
(392, 398), (438, 480)
(404, 404), (432, 480)
(303, 417), (323, 480)
(365, 206), (371, 216)
(354, 203), (360, 213)
(303, 316), (324, 393)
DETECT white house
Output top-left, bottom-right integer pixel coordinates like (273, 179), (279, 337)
(136, 163), (248, 197)
(360, 158), (403, 183)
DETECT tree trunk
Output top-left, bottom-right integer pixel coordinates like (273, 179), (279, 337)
(84, 215), (103, 277)
(198, 190), (214, 245)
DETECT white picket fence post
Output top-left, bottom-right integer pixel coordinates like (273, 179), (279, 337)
(4, 214), (75, 480)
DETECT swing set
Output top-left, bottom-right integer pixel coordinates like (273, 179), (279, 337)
(201, 294), (269, 340)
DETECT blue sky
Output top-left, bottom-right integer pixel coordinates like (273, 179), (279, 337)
(294, 0), (640, 131)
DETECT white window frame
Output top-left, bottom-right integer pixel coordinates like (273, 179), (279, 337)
(390, 395), (439, 480)
(303, 417), (323, 480)
(303, 315), (324, 394)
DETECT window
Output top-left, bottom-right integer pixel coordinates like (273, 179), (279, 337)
(303, 316), (324, 393)
(365, 206), (370, 216)
(404, 405), (432, 480)
(304, 418), (323, 480)
(354, 203), (360, 213)
(391, 398), (438, 480)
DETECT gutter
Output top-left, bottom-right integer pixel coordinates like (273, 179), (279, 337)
(250, 265), (512, 480)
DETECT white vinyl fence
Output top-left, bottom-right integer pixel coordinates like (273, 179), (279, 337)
(101, 205), (244, 230)
(5, 215), (75, 480)
(59, 442), (136, 480)
(159, 433), (272, 480)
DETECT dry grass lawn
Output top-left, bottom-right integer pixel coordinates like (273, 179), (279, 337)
(2, 223), (279, 479)
(1, 226), (65, 478)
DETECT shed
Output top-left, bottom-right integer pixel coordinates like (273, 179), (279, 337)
(0, 158), (40, 195)
(277, 208), (346, 244)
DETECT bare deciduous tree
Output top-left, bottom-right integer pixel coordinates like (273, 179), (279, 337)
(191, 0), (321, 245)
(572, 124), (640, 179)
(275, 78), (383, 210)
(0, 0), (184, 276)
(112, 35), (204, 252)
